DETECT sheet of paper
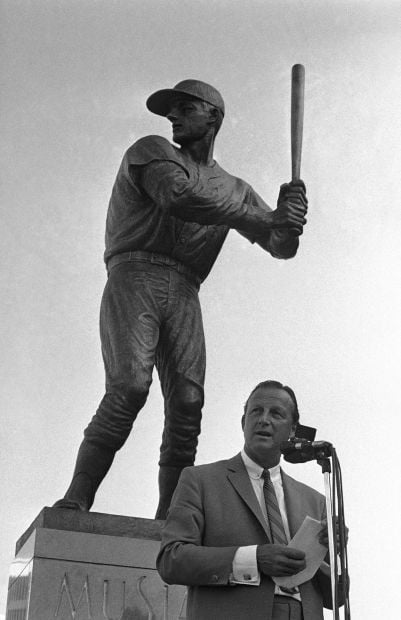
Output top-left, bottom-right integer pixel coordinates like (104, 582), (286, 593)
(273, 516), (328, 588)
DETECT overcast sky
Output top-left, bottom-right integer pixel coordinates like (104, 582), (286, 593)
(1, 1), (401, 618)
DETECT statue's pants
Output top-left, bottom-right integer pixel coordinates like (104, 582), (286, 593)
(84, 259), (205, 468)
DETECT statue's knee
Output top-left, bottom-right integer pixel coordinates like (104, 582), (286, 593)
(107, 371), (152, 410)
(122, 382), (149, 409)
(93, 379), (150, 427)
(166, 391), (203, 450)
(170, 385), (204, 420)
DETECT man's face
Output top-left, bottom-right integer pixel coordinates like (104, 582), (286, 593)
(242, 386), (296, 468)
(167, 96), (214, 144)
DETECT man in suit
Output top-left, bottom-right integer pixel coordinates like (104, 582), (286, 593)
(157, 380), (346, 620)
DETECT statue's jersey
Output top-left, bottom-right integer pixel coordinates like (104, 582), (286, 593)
(104, 135), (258, 282)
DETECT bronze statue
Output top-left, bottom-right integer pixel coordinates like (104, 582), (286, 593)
(54, 79), (308, 519)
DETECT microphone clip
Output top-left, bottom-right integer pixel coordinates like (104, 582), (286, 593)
(280, 427), (333, 463)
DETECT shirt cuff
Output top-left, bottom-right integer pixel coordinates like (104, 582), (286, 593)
(230, 545), (260, 586)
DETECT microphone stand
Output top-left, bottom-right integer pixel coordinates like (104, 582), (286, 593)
(317, 452), (338, 620)
(316, 445), (351, 620)
(282, 439), (350, 619)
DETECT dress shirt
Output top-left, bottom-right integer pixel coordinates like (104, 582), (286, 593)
(231, 450), (301, 601)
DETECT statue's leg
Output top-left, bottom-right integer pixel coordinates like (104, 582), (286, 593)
(54, 262), (164, 510)
(53, 440), (115, 510)
(155, 272), (205, 519)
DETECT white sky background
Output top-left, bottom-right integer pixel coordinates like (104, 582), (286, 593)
(1, 0), (401, 617)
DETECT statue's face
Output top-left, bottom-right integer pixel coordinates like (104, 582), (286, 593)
(166, 96), (214, 145)
(242, 387), (296, 467)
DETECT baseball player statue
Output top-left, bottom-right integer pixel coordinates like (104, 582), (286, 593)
(54, 79), (308, 519)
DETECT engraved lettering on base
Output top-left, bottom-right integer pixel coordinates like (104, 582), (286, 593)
(102, 580), (126, 619)
(136, 576), (156, 620)
(54, 574), (92, 619)
(163, 585), (168, 620)
(177, 590), (187, 620)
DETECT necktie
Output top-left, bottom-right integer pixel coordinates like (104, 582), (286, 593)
(263, 469), (298, 595)
(262, 469), (288, 545)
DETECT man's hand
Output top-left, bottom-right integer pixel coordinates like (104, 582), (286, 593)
(271, 180), (308, 236)
(256, 544), (306, 577)
(319, 518), (349, 549)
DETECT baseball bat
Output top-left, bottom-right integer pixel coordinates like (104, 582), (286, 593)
(291, 64), (305, 181)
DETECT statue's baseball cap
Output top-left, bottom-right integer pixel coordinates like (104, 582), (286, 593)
(146, 79), (225, 117)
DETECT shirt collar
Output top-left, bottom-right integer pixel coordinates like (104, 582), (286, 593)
(241, 448), (281, 481)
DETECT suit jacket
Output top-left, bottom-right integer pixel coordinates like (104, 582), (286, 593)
(157, 453), (336, 620)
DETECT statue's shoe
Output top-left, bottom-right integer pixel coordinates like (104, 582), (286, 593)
(52, 498), (88, 511)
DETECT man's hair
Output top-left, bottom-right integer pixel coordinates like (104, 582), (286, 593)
(243, 380), (300, 425)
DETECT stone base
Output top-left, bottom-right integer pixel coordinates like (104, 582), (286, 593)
(6, 508), (187, 620)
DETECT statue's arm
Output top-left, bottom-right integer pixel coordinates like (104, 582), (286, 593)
(136, 160), (276, 236)
(139, 163), (307, 255)
(128, 135), (307, 251)
(238, 182), (307, 259)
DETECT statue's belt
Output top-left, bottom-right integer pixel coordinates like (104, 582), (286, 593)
(107, 251), (201, 288)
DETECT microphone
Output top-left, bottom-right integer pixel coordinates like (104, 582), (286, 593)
(280, 439), (332, 463)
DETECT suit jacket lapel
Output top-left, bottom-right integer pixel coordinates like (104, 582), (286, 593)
(226, 453), (271, 541)
(281, 469), (308, 538)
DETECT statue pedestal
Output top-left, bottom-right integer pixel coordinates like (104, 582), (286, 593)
(6, 507), (187, 619)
